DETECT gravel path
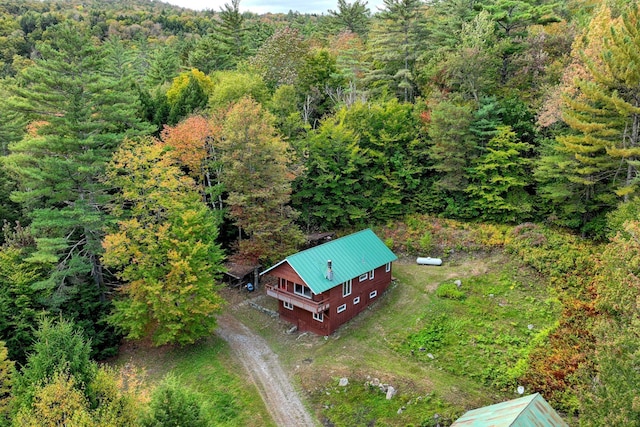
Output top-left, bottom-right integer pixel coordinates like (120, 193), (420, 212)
(216, 313), (317, 427)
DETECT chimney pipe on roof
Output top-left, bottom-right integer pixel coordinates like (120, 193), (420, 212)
(326, 259), (333, 281)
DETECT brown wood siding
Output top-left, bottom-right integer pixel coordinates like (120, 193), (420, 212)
(270, 263), (393, 335)
(278, 300), (330, 335)
(270, 262), (304, 291)
(326, 264), (392, 333)
(270, 262), (327, 303)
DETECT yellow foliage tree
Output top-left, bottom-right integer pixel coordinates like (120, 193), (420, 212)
(166, 69), (214, 105)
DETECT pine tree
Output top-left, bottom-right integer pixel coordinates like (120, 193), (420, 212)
(367, 0), (426, 102)
(212, 0), (248, 69)
(481, 0), (559, 84)
(0, 243), (49, 364)
(142, 375), (207, 427)
(541, 4), (640, 229)
(1, 21), (154, 305)
(144, 45), (181, 88)
(327, 0), (371, 39)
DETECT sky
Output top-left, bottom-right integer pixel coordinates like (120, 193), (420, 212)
(160, 0), (385, 15)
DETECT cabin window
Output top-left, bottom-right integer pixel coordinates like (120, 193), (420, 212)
(313, 312), (323, 322)
(369, 269), (374, 280)
(294, 283), (312, 299)
(359, 273), (368, 282)
(369, 290), (377, 299)
(353, 296), (360, 305)
(279, 278), (287, 289)
(342, 279), (352, 297)
(337, 304), (346, 313)
(283, 301), (293, 310)
(385, 262), (391, 272)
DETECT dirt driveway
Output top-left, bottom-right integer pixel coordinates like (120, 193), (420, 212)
(216, 313), (317, 427)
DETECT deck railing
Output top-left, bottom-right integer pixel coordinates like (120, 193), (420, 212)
(265, 283), (330, 313)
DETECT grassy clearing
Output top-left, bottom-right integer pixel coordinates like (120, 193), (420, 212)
(397, 260), (560, 391)
(228, 255), (556, 426)
(111, 249), (561, 426)
(232, 251), (561, 426)
(111, 335), (274, 427)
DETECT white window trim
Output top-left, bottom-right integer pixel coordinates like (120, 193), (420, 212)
(342, 279), (352, 297)
(359, 273), (368, 282)
(313, 312), (323, 322)
(369, 290), (377, 299)
(294, 283), (312, 299)
(369, 269), (374, 280)
(385, 262), (391, 273)
(283, 301), (293, 310)
(353, 296), (360, 305)
(337, 304), (346, 313)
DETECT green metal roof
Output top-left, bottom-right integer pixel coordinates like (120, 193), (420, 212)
(451, 393), (568, 427)
(262, 229), (397, 294)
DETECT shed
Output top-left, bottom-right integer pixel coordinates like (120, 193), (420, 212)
(451, 393), (568, 427)
(223, 262), (261, 289)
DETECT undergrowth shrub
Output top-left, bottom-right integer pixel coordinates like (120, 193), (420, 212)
(435, 283), (465, 300)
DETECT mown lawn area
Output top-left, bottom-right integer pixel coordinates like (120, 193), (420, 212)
(233, 251), (562, 426)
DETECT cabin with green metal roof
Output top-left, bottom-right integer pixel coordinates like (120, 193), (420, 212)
(451, 393), (568, 427)
(261, 229), (397, 335)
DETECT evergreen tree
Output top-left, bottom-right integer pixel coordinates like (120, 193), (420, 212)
(0, 167), (21, 236)
(328, 31), (370, 107)
(142, 375), (207, 427)
(539, 4), (640, 230)
(144, 45), (181, 88)
(481, 0), (559, 84)
(466, 125), (534, 222)
(427, 98), (477, 196)
(0, 84), (25, 156)
(213, 0), (248, 69)
(327, 0), (371, 39)
(13, 317), (96, 411)
(367, 0), (426, 102)
(1, 21), (154, 305)
(0, 242), (49, 364)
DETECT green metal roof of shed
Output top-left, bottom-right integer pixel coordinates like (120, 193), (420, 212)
(261, 229), (397, 294)
(451, 393), (568, 427)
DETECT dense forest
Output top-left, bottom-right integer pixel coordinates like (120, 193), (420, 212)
(0, 0), (639, 424)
